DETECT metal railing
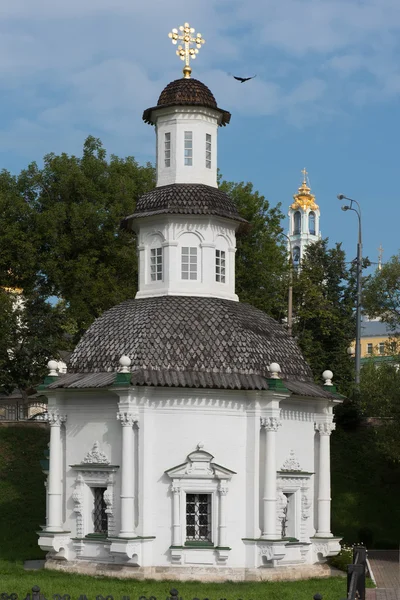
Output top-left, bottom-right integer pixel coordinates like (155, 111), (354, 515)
(345, 545), (367, 600)
(0, 401), (47, 421)
(0, 587), (327, 600)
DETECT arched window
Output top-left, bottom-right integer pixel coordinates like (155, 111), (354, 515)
(294, 211), (301, 235)
(309, 211), (316, 235)
(293, 246), (300, 266)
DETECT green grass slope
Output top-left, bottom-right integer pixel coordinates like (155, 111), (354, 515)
(331, 424), (400, 548)
(0, 425), (49, 560)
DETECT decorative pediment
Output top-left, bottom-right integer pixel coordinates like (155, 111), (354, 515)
(82, 442), (110, 465)
(165, 442), (236, 480)
(280, 449), (303, 472)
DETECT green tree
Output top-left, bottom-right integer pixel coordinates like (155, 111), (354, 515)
(363, 254), (400, 329)
(219, 179), (289, 320)
(292, 239), (355, 392)
(359, 360), (400, 462)
(18, 136), (156, 338)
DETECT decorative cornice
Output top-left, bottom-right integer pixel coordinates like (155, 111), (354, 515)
(82, 442), (110, 465)
(281, 409), (314, 422)
(260, 416), (281, 431)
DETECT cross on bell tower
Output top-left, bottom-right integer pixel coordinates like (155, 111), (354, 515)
(168, 22), (205, 79)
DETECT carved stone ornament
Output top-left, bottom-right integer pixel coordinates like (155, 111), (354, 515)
(47, 410), (67, 426)
(281, 449), (303, 472)
(315, 422), (336, 436)
(117, 412), (137, 427)
(276, 491), (288, 533)
(259, 544), (274, 560)
(72, 474), (85, 538)
(82, 442), (110, 465)
(301, 494), (312, 520)
(219, 484), (229, 496)
(260, 416), (281, 431)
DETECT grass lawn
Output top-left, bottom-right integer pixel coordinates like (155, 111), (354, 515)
(0, 561), (348, 599)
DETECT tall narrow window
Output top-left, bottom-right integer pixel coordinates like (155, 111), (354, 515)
(205, 133), (211, 169)
(215, 249), (226, 283)
(164, 132), (171, 167)
(367, 343), (373, 355)
(309, 211), (316, 235)
(293, 246), (300, 266)
(379, 342), (385, 355)
(150, 248), (163, 281)
(181, 247), (197, 280)
(186, 493), (212, 542)
(93, 487), (107, 534)
(294, 211), (301, 235)
(184, 131), (193, 166)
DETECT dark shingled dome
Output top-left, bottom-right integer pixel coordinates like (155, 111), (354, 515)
(143, 78), (231, 126)
(67, 296), (315, 390)
(122, 183), (247, 225)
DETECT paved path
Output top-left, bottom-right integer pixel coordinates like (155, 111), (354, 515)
(366, 550), (399, 600)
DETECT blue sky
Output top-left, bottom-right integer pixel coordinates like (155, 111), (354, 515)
(0, 0), (399, 267)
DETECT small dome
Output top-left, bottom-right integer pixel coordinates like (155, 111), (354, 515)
(157, 78), (217, 109)
(68, 296), (314, 390)
(143, 78), (231, 126)
(122, 183), (247, 226)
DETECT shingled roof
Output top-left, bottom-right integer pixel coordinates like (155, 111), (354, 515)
(121, 183), (247, 225)
(142, 78), (231, 126)
(65, 296), (316, 391)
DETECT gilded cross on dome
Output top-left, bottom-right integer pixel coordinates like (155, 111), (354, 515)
(291, 168), (319, 211)
(168, 22), (205, 79)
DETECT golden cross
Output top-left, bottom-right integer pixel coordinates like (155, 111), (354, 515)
(301, 167), (308, 183)
(168, 22), (205, 79)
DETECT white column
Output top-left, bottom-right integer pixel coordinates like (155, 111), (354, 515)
(47, 411), (66, 532)
(117, 412), (137, 538)
(171, 483), (181, 546)
(315, 421), (335, 537)
(218, 484), (229, 547)
(261, 416), (281, 539)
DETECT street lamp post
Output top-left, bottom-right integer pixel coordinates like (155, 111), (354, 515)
(279, 232), (293, 337)
(337, 194), (362, 387)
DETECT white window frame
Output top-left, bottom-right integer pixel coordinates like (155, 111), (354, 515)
(184, 131), (193, 166)
(181, 246), (197, 280)
(215, 249), (226, 283)
(379, 342), (385, 355)
(150, 247), (163, 282)
(185, 492), (213, 543)
(367, 343), (373, 355)
(205, 133), (211, 169)
(164, 132), (171, 167)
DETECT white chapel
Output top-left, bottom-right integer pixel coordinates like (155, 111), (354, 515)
(38, 23), (341, 581)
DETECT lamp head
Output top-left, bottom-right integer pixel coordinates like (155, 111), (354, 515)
(341, 205), (349, 211)
(337, 194), (345, 200)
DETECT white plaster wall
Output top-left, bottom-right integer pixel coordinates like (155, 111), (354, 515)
(134, 215), (239, 301)
(154, 107), (220, 188)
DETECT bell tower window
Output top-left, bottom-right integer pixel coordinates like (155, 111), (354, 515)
(182, 247), (197, 280)
(215, 249), (226, 283)
(206, 134), (211, 169)
(164, 132), (171, 167)
(293, 246), (300, 266)
(150, 247), (163, 282)
(309, 211), (316, 235)
(184, 131), (193, 166)
(294, 211), (301, 235)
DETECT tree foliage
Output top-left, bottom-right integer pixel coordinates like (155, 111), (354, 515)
(292, 239), (356, 392)
(219, 179), (289, 319)
(363, 254), (400, 329)
(359, 361), (400, 463)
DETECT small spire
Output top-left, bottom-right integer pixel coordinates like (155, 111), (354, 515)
(168, 22), (205, 78)
(378, 244), (383, 271)
(301, 167), (308, 184)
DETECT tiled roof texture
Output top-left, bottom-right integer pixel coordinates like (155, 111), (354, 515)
(122, 184), (247, 224)
(68, 296), (314, 388)
(142, 78), (231, 126)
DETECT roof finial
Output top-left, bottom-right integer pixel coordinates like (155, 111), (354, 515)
(378, 244), (384, 271)
(168, 22), (205, 79)
(301, 167), (308, 184)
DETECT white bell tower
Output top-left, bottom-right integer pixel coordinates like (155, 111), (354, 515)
(288, 169), (321, 268)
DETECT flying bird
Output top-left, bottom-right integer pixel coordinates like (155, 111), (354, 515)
(232, 74), (257, 83)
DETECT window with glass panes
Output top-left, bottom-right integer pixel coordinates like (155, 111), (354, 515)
(165, 132), (171, 167)
(181, 247), (197, 280)
(379, 342), (385, 355)
(150, 248), (163, 281)
(205, 134), (211, 169)
(186, 493), (212, 542)
(215, 249), (226, 283)
(93, 487), (108, 534)
(184, 131), (193, 166)
(367, 343), (373, 355)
